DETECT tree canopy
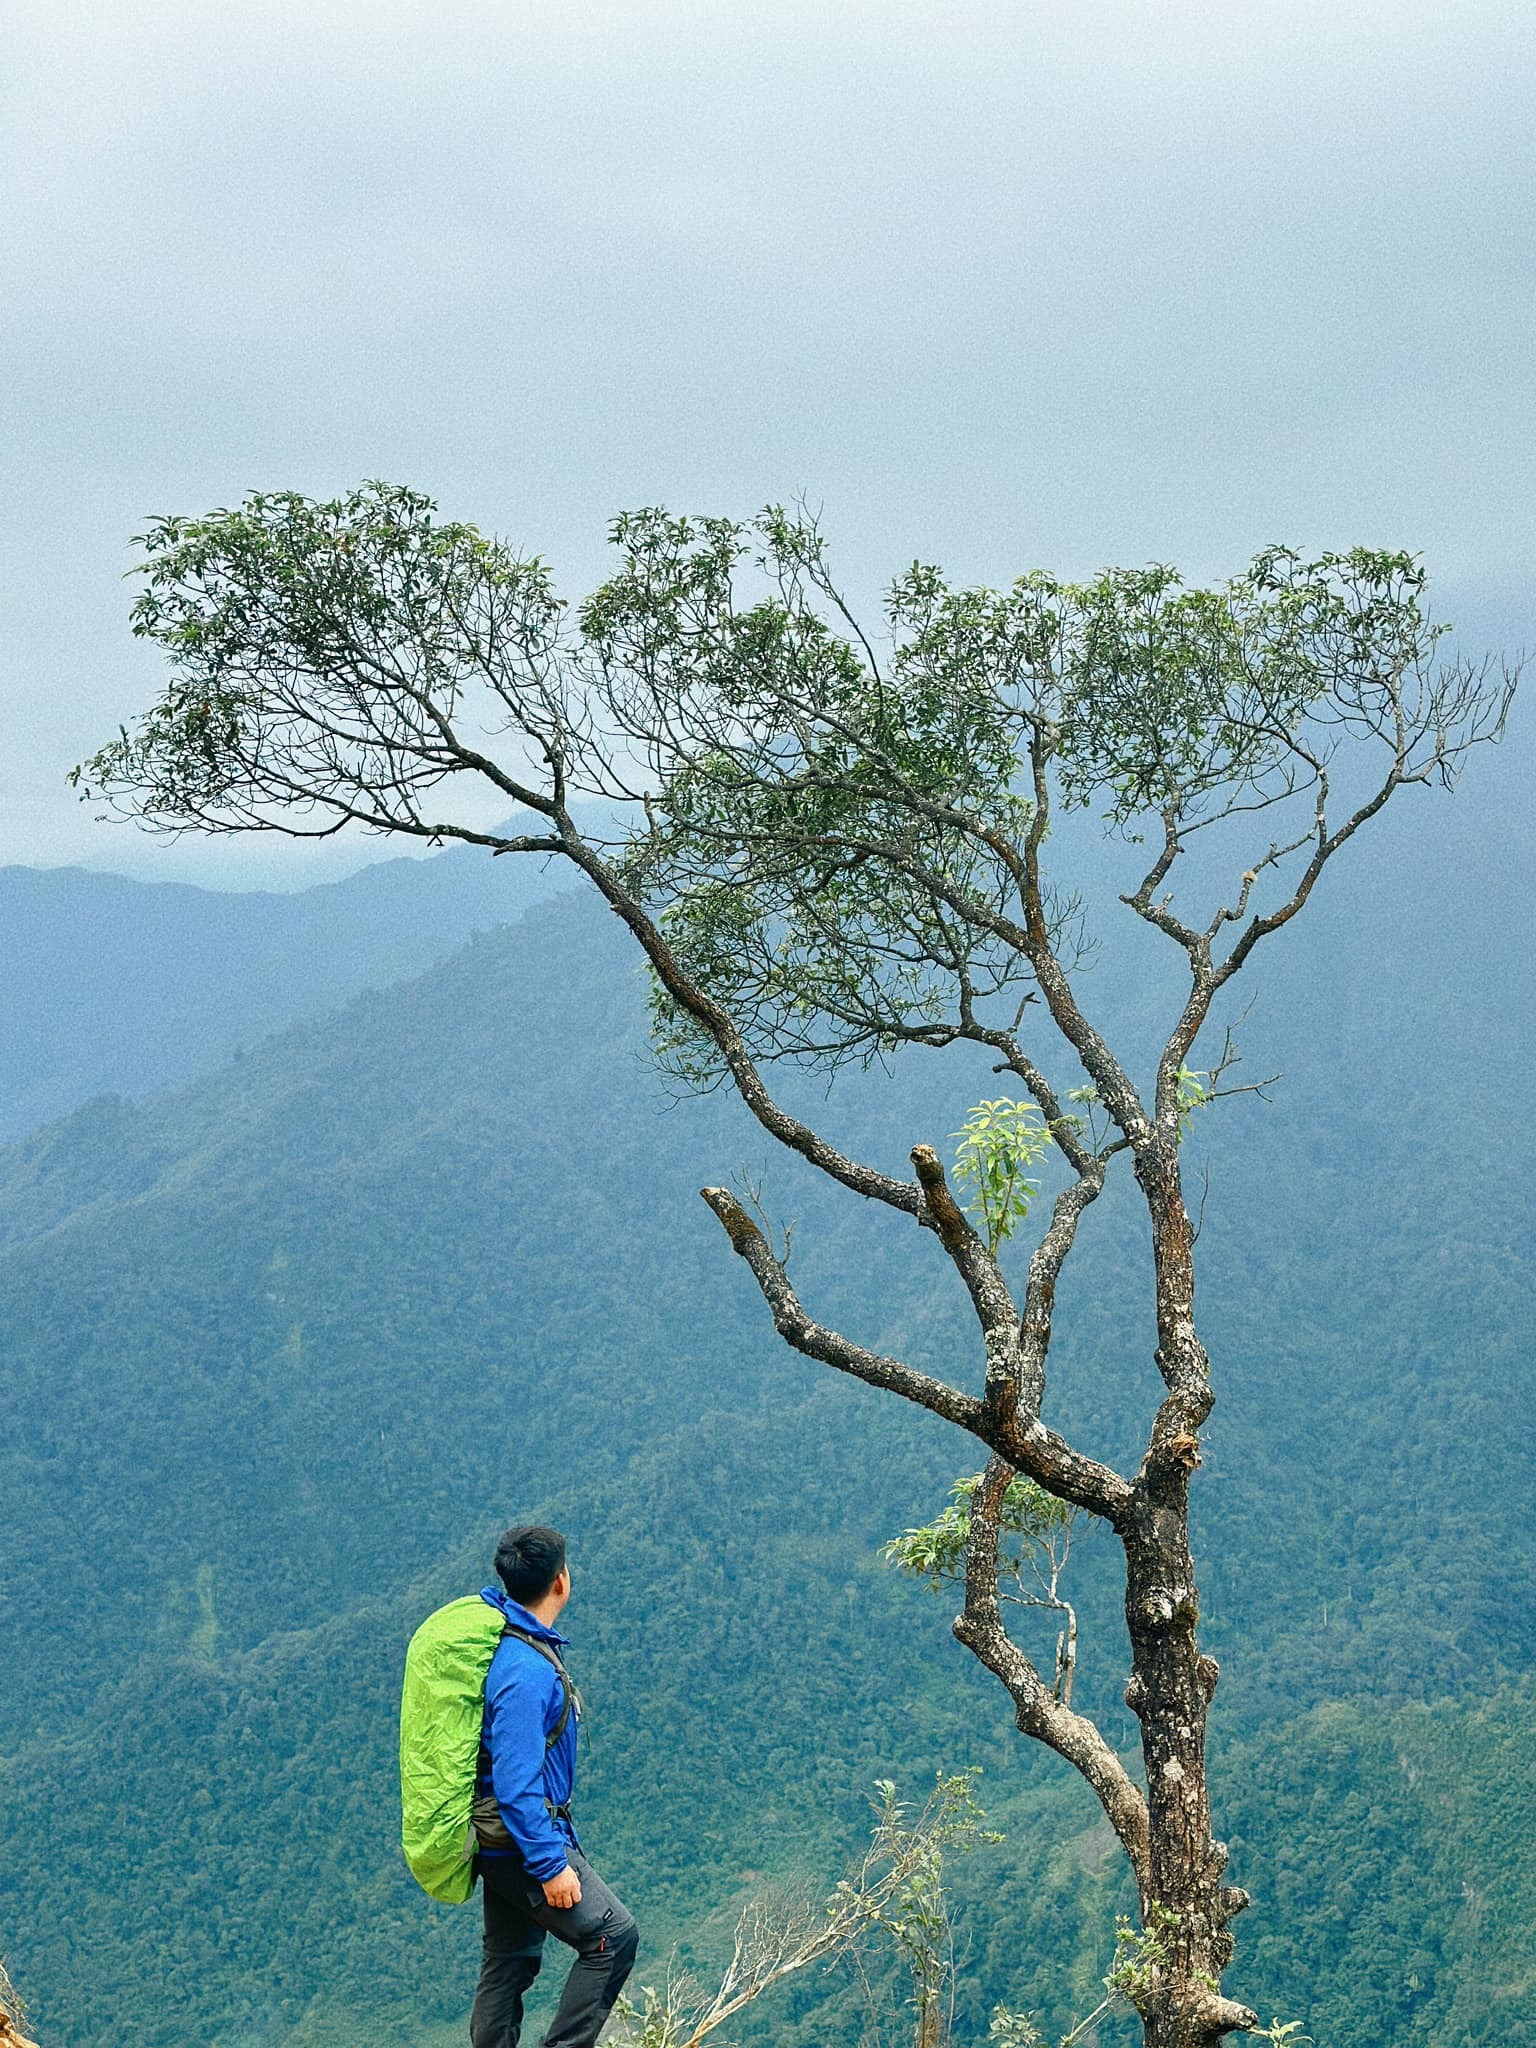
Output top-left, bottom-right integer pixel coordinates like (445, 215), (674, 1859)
(80, 488), (1506, 1103)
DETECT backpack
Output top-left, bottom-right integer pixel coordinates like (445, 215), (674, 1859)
(398, 1595), (574, 1903)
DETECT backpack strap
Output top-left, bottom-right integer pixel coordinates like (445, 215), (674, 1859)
(472, 1623), (584, 1853)
(498, 1623), (579, 1750)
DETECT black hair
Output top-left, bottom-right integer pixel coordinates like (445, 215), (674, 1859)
(494, 1524), (568, 1605)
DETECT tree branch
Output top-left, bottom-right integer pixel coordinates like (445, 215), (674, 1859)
(702, 1189), (1134, 1521)
(1019, 727), (1153, 1145)
(909, 1144), (1022, 1380)
(955, 1458), (1150, 1885)
(1016, 1164), (1109, 1419)
(699, 1189), (984, 1432)
(554, 820), (930, 1221)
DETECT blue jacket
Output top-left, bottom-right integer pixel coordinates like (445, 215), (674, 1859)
(475, 1586), (580, 1881)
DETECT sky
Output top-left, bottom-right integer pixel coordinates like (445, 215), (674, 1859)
(4, 0), (1533, 887)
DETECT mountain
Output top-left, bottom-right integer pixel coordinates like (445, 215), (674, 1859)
(0, 734), (1532, 2047)
(0, 836), (568, 1144)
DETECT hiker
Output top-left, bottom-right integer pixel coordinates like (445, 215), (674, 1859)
(469, 1525), (638, 2048)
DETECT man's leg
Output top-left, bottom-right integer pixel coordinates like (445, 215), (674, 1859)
(527, 1848), (639, 2048)
(470, 1860), (547, 2048)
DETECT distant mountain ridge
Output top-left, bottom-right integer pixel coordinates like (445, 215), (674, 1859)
(0, 839), (569, 1143)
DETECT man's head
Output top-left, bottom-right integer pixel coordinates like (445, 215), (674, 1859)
(494, 1524), (569, 1613)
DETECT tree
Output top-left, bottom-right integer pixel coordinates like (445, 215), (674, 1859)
(609, 1773), (995, 2048)
(73, 483), (1517, 2046)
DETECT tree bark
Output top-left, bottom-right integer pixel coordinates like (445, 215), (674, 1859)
(1117, 1137), (1256, 2045)
(1122, 1490), (1253, 2043)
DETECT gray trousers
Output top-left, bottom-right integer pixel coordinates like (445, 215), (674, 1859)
(470, 1847), (638, 2048)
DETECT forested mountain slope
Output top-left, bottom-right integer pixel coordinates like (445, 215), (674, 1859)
(0, 738), (1531, 2048)
(0, 838), (566, 1143)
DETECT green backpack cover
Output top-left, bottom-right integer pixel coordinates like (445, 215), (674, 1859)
(399, 1594), (507, 1903)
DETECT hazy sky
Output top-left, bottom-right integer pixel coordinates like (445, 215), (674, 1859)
(5, 0), (1533, 885)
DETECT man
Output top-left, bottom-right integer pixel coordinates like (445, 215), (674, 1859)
(470, 1525), (638, 2048)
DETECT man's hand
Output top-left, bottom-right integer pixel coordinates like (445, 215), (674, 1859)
(542, 1865), (582, 1910)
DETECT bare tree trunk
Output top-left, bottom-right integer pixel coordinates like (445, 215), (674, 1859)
(1123, 1494), (1245, 2045)
(1117, 1141), (1253, 2046)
